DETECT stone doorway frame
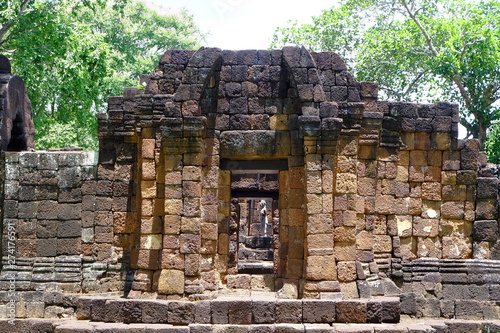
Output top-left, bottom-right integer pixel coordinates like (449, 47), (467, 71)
(220, 160), (287, 287)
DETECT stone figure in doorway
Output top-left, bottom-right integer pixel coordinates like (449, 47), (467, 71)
(260, 200), (268, 236)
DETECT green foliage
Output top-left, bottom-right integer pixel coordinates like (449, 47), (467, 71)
(485, 122), (500, 164)
(272, 5), (363, 65)
(272, 0), (500, 160)
(1, 0), (203, 150)
(35, 119), (97, 150)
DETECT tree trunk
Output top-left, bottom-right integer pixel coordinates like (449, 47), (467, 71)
(478, 121), (487, 149)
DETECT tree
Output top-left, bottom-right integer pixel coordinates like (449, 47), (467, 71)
(485, 121), (500, 163)
(272, 0), (500, 151)
(0, 0), (33, 46)
(1, 0), (203, 149)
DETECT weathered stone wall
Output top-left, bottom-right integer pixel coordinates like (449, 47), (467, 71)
(0, 151), (126, 294)
(400, 259), (500, 319)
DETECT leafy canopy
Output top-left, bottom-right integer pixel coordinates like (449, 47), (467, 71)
(272, 0), (500, 161)
(1, 0), (203, 150)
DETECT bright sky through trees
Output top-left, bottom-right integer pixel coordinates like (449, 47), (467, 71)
(146, 0), (333, 50)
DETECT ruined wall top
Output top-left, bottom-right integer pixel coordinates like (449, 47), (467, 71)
(99, 46), (460, 154)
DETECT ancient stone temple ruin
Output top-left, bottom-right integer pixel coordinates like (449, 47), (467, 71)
(0, 47), (499, 331)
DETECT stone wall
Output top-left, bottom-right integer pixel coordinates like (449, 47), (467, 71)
(400, 258), (500, 319)
(0, 47), (498, 320)
(94, 46), (500, 301)
(0, 151), (127, 293)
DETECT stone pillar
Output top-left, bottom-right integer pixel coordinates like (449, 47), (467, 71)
(132, 131), (162, 292)
(303, 145), (337, 296)
(277, 170), (289, 279)
(333, 134), (360, 298)
(356, 107), (383, 297)
(160, 146), (184, 295)
(155, 116), (209, 296)
(285, 162), (306, 282)
(217, 169), (230, 280)
(301, 112), (343, 298)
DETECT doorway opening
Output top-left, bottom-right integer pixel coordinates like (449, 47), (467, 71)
(232, 183), (278, 274)
(7, 113), (27, 151)
(222, 159), (287, 275)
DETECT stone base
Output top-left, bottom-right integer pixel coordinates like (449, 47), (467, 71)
(2, 318), (500, 333)
(76, 295), (401, 325)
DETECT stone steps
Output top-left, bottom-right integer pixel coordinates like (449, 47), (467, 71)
(241, 236), (273, 249)
(237, 261), (274, 274)
(238, 246), (274, 261)
(2, 318), (500, 333)
(75, 296), (401, 325)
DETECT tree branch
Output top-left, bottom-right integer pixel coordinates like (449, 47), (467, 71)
(484, 84), (495, 103)
(490, 85), (500, 102)
(0, 0), (33, 44)
(399, 0), (439, 56)
(20, 0), (31, 13)
(0, 22), (12, 44)
(400, 0), (481, 132)
(13, 59), (55, 65)
(452, 76), (474, 110)
(380, 86), (404, 100)
(402, 69), (430, 98)
(483, 84), (500, 107)
(459, 39), (485, 62)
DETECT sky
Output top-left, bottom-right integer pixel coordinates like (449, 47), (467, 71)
(146, 0), (335, 50)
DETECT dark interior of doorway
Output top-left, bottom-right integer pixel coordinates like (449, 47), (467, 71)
(232, 192), (277, 274)
(222, 159), (286, 275)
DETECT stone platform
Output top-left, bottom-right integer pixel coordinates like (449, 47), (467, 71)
(76, 296), (400, 325)
(1, 291), (500, 332)
(2, 318), (500, 332)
